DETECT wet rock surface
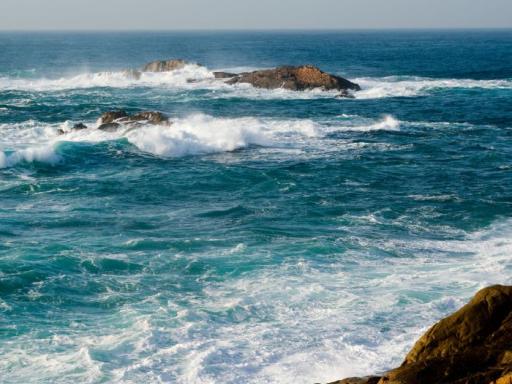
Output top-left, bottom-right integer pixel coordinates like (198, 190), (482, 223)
(65, 111), (171, 133)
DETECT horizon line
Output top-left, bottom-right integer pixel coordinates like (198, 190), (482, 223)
(0, 27), (511, 33)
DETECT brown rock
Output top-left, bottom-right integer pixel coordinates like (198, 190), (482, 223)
(142, 59), (189, 72)
(98, 122), (121, 132)
(227, 65), (360, 92)
(405, 285), (512, 364)
(120, 111), (170, 125)
(97, 110), (171, 131)
(213, 71), (238, 79)
(100, 110), (128, 124)
(493, 373), (512, 384)
(328, 376), (381, 384)
(332, 285), (512, 384)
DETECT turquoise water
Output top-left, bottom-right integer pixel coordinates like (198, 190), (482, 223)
(0, 30), (512, 383)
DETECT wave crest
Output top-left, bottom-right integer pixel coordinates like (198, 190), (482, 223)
(354, 76), (512, 99)
(0, 64), (213, 91)
(0, 146), (60, 169)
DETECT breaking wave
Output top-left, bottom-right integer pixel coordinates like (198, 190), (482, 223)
(354, 76), (512, 99)
(0, 114), (408, 169)
(2, 66), (510, 101)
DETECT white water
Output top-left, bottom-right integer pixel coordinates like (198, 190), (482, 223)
(354, 76), (512, 99)
(1, 66), (510, 100)
(1, 217), (510, 384)
(0, 114), (406, 169)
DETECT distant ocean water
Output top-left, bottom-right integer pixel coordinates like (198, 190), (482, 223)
(0, 30), (511, 383)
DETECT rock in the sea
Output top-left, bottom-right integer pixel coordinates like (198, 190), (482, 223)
(331, 285), (512, 384)
(227, 65), (360, 92)
(328, 377), (381, 384)
(213, 71), (238, 79)
(98, 110), (171, 130)
(121, 111), (170, 125)
(98, 122), (121, 132)
(73, 123), (88, 130)
(57, 123), (88, 135)
(142, 59), (189, 72)
(100, 110), (128, 124)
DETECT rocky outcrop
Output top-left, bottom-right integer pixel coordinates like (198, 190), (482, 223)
(98, 110), (171, 131)
(136, 60), (360, 96)
(330, 285), (512, 384)
(58, 111), (171, 134)
(142, 59), (189, 72)
(73, 123), (88, 130)
(331, 377), (381, 384)
(226, 65), (360, 93)
(213, 71), (238, 79)
(100, 110), (128, 124)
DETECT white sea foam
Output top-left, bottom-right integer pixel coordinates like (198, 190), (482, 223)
(0, 217), (510, 383)
(0, 145), (60, 169)
(354, 76), (512, 99)
(2, 66), (509, 101)
(0, 113), (410, 169)
(0, 64), (212, 92)
(334, 115), (401, 132)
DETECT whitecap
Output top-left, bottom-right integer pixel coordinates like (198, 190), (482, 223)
(0, 145), (61, 169)
(354, 76), (512, 99)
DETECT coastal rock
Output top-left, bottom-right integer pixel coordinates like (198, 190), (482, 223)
(73, 123), (88, 130)
(328, 376), (381, 384)
(122, 111), (170, 125)
(227, 65), (360, 92)
(98, 122), (121, 132)
(213, 71), (238, 79)
(142, 59), (189, 72)
(57, 122), (88, 135)
(331, 285), (512, 384)
(100, 110), (128, 124)
(98, 110), (171, 131)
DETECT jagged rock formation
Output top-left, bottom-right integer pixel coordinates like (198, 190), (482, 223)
(330, 285), (512, 384)
(213, 71), (238, 79)
(59, 111), (171, 134)
(142, 59), (189, 72)
(98, 110), (171, 131)
(226, 65), (361, 93)
(137, 60), (360, 96)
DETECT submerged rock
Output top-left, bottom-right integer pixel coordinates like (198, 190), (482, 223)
(227, 65), (360, 92)
(142, 59), (189, 72)
(330, 285), (512, 384)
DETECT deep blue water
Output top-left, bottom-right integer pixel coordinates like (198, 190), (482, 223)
(0, 30), (511, 383)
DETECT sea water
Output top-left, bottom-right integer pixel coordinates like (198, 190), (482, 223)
(0, 30), (511, 383)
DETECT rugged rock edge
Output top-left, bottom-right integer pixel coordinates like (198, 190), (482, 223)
(328, 285), (512, 384)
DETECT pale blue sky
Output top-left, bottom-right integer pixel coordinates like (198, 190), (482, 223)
(0, 0), (511, 30)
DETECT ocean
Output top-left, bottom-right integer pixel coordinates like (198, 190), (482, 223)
(0, 30), (511, 383)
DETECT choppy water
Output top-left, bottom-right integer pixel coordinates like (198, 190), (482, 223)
(0, 30), (511, 383)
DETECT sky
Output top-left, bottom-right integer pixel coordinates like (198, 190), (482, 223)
(0, 0), (511, 30)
